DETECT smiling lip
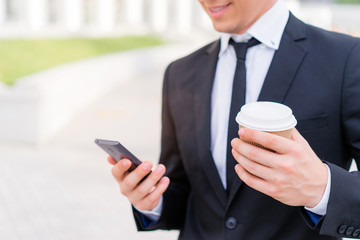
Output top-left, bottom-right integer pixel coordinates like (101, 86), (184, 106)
(208, 3), (231, 18)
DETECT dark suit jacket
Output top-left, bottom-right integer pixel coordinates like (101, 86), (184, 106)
(133, 13), (360, 240)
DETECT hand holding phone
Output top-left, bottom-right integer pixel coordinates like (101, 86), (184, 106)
(95, 138), (170, 211)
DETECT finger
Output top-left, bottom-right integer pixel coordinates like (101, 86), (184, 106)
(238, 128), (290, 154)
(111, 158), (132, 182)
(107, 156), (117, 165)
(121, 161), (153, 194)
(232, 148), (273, 181)
(291, 128), (309, 146)
(231, 138), (277, 168)
(131, 164), (166, 202)
(136, 177), (170, 210)
(235, 163), (275, 197)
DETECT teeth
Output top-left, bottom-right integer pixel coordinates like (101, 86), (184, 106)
(210, 6), (226, 12)
(212, 6), (225, 12)
(209, 4), (229, 12)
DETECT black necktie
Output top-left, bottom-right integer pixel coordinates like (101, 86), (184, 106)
(226, 37), (261, 194)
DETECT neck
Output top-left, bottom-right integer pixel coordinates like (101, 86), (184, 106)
(237, 0), (278, 34)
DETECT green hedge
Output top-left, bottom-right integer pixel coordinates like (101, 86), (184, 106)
(336, 0), (360, 4)
(0, 36), (163, 85)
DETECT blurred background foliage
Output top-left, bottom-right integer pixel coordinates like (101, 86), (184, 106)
(336, 0), (360, 3)
(0, 35), (163, 85)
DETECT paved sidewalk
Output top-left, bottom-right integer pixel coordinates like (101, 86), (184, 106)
(0, 71), (181, 240)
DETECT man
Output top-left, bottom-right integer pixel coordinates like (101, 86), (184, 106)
(108, 0), (360, 239)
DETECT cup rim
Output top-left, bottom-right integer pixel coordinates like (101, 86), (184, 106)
(235, 101), (297, 131)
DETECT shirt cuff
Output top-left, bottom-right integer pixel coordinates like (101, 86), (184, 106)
(304, 164), (331, 216)
(134, 195), (163, 222)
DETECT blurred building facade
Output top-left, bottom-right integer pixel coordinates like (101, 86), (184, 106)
(0, 0), (359, 38)
(0, 0), (212, 38)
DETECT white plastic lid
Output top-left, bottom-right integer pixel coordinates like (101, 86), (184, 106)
(235, 101), (297, 131)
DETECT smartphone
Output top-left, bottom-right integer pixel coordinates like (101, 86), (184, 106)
(95, 139), (142, 172)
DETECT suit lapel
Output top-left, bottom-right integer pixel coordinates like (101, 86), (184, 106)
(259, 14), (307, 102)
(227, 14), (308, 205)
(194, 40), (228, 207)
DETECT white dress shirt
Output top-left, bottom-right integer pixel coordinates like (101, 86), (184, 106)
(137, 0), (330, 221)
(211, 0), (289, 189)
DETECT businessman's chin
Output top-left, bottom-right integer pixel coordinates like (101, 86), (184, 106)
(211, 21), (250, 35)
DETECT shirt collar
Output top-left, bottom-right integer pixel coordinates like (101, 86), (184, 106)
(219, 0), (289, 56)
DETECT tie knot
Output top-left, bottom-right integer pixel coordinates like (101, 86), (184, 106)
(229, 37), (261, 61)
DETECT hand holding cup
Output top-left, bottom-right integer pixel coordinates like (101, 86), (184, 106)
(231, 102), (328, 208)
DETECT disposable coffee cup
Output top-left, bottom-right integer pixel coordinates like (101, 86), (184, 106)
(235, 101), (297, 151)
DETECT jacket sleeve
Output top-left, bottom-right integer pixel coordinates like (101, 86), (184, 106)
(133, 63), (190, 231)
